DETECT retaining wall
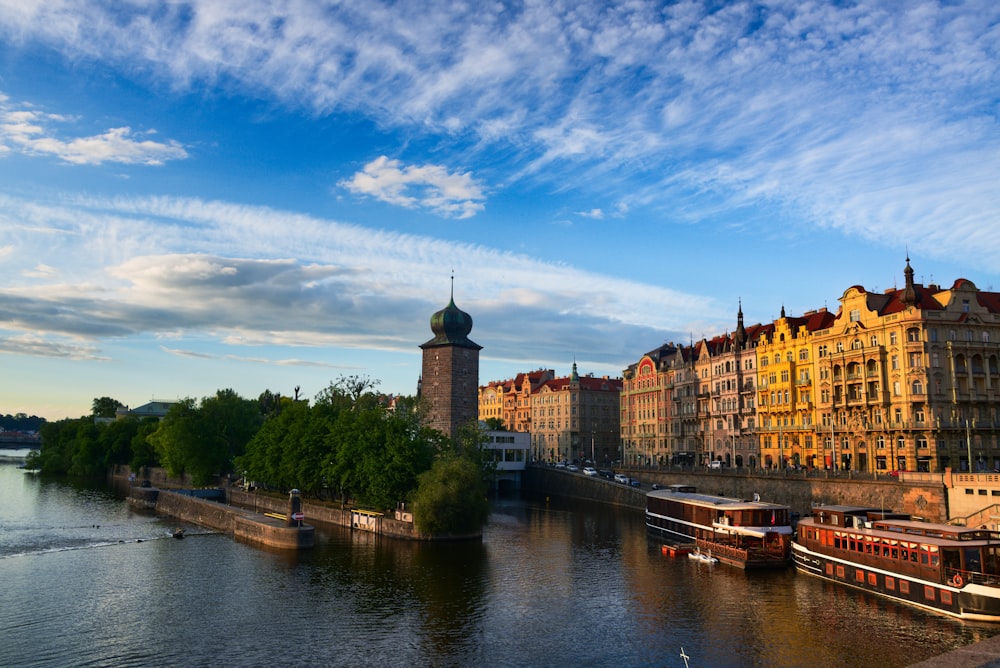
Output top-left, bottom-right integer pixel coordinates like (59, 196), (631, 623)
(129, 487), (314, 549)
(526, 467), (949, 521)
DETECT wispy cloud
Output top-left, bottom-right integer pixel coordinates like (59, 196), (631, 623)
(0, 96), (187, 165)
(0, 193), (717, 367)
(339, 156), (486, 219)
(1, 2), (995, 261)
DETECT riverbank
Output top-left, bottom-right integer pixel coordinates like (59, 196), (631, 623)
(127, 485), (315, 550)
(112, 466), (481, 542)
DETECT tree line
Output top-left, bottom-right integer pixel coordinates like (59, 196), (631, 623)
(26, 377), (492, 535)
(0, 412), (46, 433)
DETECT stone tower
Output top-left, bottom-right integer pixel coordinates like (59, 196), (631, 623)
(419, 279), (482, 440)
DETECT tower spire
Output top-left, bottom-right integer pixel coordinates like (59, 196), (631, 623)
(902, 255), (917, 307)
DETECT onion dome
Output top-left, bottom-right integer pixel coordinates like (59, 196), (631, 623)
(421, 282), (481, 350)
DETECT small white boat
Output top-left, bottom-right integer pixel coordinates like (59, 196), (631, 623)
(688, 547), (718, 564)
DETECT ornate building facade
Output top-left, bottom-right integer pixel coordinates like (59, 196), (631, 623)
(530, 363), (622, 464)
(478, 369), (555, 432)
(622, 260), (1000, 474)
(479, 364), (622, 464)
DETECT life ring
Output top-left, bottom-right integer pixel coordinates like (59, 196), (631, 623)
(952, 574), (964, 587)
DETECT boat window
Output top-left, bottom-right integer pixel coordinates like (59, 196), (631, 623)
(986, 547), (1000, 576)
(964, 547), (983, 573)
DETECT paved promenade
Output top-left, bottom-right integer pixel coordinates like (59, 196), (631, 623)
(910, 634), (1000, 667)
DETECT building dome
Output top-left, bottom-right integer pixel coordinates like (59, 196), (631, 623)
(430, 296), (474, 341)
(421, 284), (481, 350)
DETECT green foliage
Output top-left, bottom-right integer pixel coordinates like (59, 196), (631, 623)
(129, 419), (161, 472)
(411, 455), (490, 535)
(484, 417), (505, 431)
(91, 397), (123, 419)
(238, 378), (438, 510)
(150, 390), (262, 486)
(0, 412), (45, 432)
(32, 416), (130, 477)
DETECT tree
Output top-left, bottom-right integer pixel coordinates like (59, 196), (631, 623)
(91, 397), (123, 419)
(411, 455), (489, 535)
(149, 391), (262, 486)
(484, 417), (506, 431)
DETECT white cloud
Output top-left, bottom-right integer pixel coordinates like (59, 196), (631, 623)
(0, 193), (718, 367)
(0, 97), (187, 165)
(339, 155), (486, 219)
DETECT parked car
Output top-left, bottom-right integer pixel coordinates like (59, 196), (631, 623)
(598, 469), (614, 480)
(582, 467), (598, 477)
(555, 461), (567, 469)
(614, 473), (629, 484)
(709, 460), (725, 469)
(629, 478), (641, 488)
(567, 464), (579, 472)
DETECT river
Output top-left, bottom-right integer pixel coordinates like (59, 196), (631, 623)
(0, 460), (995, 667)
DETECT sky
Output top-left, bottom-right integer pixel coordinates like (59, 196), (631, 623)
(1, 1), (999, 420)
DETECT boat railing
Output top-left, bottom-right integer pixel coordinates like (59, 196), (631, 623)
(945, 567), (1000, 588)
(697, 539), (748, 563)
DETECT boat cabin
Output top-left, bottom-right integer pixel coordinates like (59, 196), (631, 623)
(800, 506), (1000, 588)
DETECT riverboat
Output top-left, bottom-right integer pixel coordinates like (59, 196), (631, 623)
(645, 485), (792, 569)
(792, 505), (1000, 622)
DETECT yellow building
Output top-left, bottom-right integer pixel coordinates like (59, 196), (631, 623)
(478, 369), (554, 432)
(811, 260), (1000, 473)
(756, 307), (835, 469)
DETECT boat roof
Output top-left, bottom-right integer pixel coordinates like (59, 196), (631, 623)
(647, 488), (789, 511)
(798, 515), (1000, 546)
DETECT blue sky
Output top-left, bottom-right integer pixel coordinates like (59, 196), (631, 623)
(1, 1), (999, 420)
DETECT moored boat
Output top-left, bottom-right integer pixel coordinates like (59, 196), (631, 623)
(645, 484), (792, 569)
(792, 505), (1000, 622)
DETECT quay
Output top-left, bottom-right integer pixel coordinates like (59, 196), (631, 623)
(128, 485), (314, 550)
(116, 466), (480, 545)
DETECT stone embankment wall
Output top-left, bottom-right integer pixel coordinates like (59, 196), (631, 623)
(526, 467), (949, 521)
(112, 467), (478, 541)
(130, 487), (315, 549)
(227, 488), (480, 541)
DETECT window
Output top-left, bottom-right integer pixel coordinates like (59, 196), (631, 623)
(890, 331), (898, 345)
(850, 309), (860, 322)
(870, 335), (878, 346)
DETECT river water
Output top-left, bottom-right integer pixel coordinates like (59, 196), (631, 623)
(0, 460), (996, 667)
